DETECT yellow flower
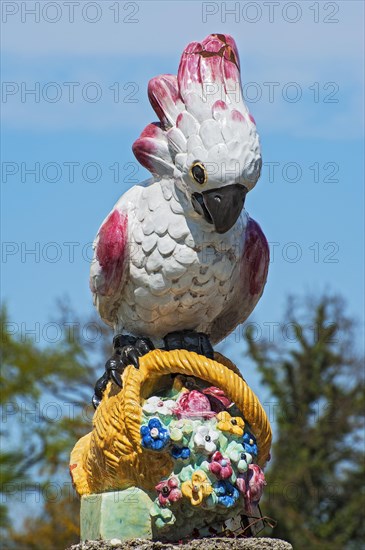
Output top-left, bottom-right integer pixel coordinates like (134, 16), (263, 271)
(216, 411), (245, 436)
(181, 470), (212, 506)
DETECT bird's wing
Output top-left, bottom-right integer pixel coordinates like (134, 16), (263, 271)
(209, 217), (269, 344)
(89, 185), (144, 327)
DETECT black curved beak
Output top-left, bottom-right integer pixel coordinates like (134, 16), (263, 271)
(192, 184), (247, 234)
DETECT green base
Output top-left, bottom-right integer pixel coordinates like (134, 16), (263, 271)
(80, 488), (155, 541)
(80, 488), (264, 542)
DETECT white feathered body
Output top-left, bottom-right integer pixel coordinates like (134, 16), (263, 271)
(90, 177), (253, 346)
(90, 34), (269, 345)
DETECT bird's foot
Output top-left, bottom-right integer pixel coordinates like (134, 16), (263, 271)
(92, 335), (154, 409)
(163, 330), (214, 359)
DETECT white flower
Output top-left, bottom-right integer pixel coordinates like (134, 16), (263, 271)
(193, 425), (219, 454)
(237, 452), (252, 473)
(226, 440), (245, 463)
(226, 440), (252, 473)
(142, 396), (176, 417)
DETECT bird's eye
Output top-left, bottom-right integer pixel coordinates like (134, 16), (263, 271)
(190, 162), (207, 185)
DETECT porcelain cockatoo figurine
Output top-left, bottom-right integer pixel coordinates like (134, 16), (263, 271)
(90, 34), (269, 407)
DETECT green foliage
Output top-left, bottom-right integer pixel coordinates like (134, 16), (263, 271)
(245, 295), (365, 549)
(0, 302), (112, 548)
(6, 497), (80, 550)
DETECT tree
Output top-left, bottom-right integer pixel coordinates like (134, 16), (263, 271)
(0, 302), (112, 549)
(245, 294), (365, 549)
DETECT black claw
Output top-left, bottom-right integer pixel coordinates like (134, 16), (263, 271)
(94, 371), (109, 397)
(92, 334), (155, 408)
(92, 371), (109, 409)
(123, 346), (140, 368)
(110, 369), (123, 388)
(135, 337), (155, 355)
(105, 354), (125, 388)
(92, 395), (101, 409)
(163, 330), (214, 359)
(105, 354), (125, 374)
(113, 334), (137, 349)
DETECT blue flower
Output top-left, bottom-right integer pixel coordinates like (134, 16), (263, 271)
(140, 418), (170, 451)
(242, 432), (258, 456)
(214, 481), (240, 508)
(170, 445), (191, 460)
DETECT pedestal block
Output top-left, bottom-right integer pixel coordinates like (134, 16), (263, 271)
(80, 487), (267, 543)
(80, 488), (154, 541)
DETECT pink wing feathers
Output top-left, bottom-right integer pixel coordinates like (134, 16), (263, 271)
(210, 217), (269, 343)
(90, 209), (128, 301)
(240, 217), (269, 298)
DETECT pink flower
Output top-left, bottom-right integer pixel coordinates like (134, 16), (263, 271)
(237, 465), (266, 512)
(173, 390), (214, 418)
(236, 475), (247, 494)
(246, 464), (266, 503)
(155, 477), (182, 506)
(202, 387), (232, 412)
(209, 451), (233, 480)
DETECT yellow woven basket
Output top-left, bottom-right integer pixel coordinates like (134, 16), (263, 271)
(70, 349), (272, 496)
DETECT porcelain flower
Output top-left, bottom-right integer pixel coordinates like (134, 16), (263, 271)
(169, 418), (194, 460)
(142, 396), (176, 417)
(236, 474), (247, 494)
(173, 390), (214, 419)
(246, 464), (266, 506)
(217, 411), (245, 436)
(238, 452), (252, 473)
(214, 480), (240, 508)
(169, 418), (194, 443)
(225, 441), (252, 473)
(155, 476), (182, 506)
(202, 386), (232, 412)
(140, 418), (170, 451)
(193, 425), (219, 454)
(242, 432), (258, 456)
(170, 445), (191, 460)
(150, 501), (175, 529)
(225, 440), (244, 462)
(181, 470), (213, 506)
(209, 451), (233, 480)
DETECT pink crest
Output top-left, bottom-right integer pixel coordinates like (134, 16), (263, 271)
(147, 74), (183, 129)
(139, 122), (162, 139)
(132, 122), (174, 176)
(132, 34), (251, 177)
(178, 33), (241, 100)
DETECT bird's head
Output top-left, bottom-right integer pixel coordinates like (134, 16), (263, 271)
(133, 34), (262, 234)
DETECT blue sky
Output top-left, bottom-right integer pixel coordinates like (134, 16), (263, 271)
(1, 1), (364, 394)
